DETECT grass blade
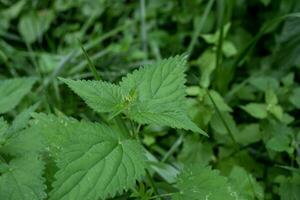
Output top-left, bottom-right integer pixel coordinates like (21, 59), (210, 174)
(78, 41), (101, 80)
(187, 0), (215, 54)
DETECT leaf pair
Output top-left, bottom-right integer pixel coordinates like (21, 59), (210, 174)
(241, 90), (283, 121)
(61, 55), (207, 136)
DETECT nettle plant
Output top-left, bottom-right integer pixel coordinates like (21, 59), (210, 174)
(0, 56), (238, 200)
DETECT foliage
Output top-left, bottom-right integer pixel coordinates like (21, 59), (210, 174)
(1, 0), (300, 199)
(61, 55), (206, 135)
(0, 77), (36, 114)
(173, 166), (232, 200)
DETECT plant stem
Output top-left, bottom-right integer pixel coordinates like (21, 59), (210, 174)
(149, 193), (175, 199)
(0, 155), (7, 164)
(206, 89), (239, 149)
(70, 48), (110, 75)
(140, 0), (148, 56)
(79, 41), (101, 80)
(187, 0), (215, 54)
(246, 172), (259, 200)
(215, 0), (225, 92)
(39, 21), (131, 91)
(26, 42), (51, 113)
(161, 133), (184, 163)
(146, 169), (161, 200)
(127, 120), (160, 199)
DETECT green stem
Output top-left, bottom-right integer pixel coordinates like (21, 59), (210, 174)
(129, 119), (135, 137)
(70, 48), (110, 75)
(140, 0), (148, 56)
(206, 89), (239, 148)
(187, 0), (215, 54)
(246, 172), (259, 200)
(0, 154), (7, 164)
(127, 120), (160, 199)
(79, 41), (101, 80)
(149, 193), (174, 199)
(26, 42), (51, 113)
(146, 169), (161, 200)
(161, 133), (184, 163)
(215, 0), (225, 92)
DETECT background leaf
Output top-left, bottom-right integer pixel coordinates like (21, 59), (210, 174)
(18, 11), (54, 44)
(228, 166), (264, 200)
(173, 166), (233, 200)
(241, 103), (268, 119)
(0, 77), (36, 114)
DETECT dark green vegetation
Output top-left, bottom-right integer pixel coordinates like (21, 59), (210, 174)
(1, 0), (300, 199)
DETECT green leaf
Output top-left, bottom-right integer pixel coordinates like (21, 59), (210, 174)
(278, 174), (300, 200)
(61, 55), (206, 135)
(241, 103), (268, 119)
(34, 114), (147, 200)
(127, 106), (206, 135)
(268, 105), (283, 121)
(178, 135), (213, 166)
(265, 90), (278, 105)
(0, 77), (36, 114)
(210, 112), (238, 135)
(197, 49), (216, 88)
(228, 166), (264, 200)
(1, 0), (26, 20)
(32, 113), (93, 156)
(146, 150), (179, 183)
(205, 90), (232, 112)
(222, 40), (237, 57)
(249, 76), (279, 92)
(281, 73), (294, 87)
(8, 103), (39, 134)
(38, 53), (61, 74)
(122, 55), (206, 135)
(266, 134), (291, 153)
(260, 0), (271, 6)
(235, 85), (256, 101)
(18, 11), (54, 44)
(201, 23), (231, 45)
(0, 126), (45, 156)
(0, 117), (8, 138)
(60, 78), (124, 114)
(173, 166), (233, 200)
(289, 87), (300, 109)
(186, 86), (201, 96)
(0, 155), (46, 200)
(281, 113), (294, 124)
(235, 124), (262, 145)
